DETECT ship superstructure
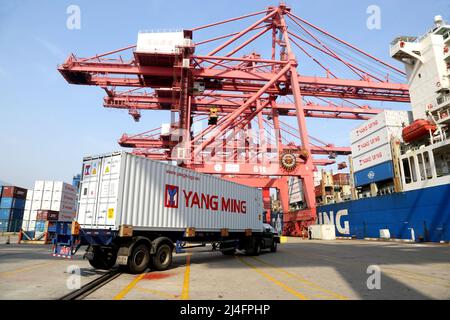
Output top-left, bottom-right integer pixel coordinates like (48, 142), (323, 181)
(312, 16), (450, 242)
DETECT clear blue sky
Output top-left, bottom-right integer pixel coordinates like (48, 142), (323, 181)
(0, 0), (448, 188)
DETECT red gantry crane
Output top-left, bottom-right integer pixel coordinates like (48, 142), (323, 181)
(58, 4), (409, 236)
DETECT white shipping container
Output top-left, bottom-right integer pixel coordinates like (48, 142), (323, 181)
(380, 229), (391, 239)
(53, 182), (76, 194)
(34, 181), (45, 191)
(309, 224), (336, 240)
(350, 110), (412, 143)
(41, 200), (52, 210)
(77, 151), (264, 232)
(136, 32), (191, 54)
(31, 199), (42, 211)
(52, 191), (77, 203)
(22, 209), (31, 221)
(26, 190), (34, 201)
(22, 210), (38, 232)
(44, 181), (54, 192)
(43, 190), (54, 201)
(25, 200), (31, 210)
(353, 143), (393, 173)
(351, 126), (403, 158)
(51, 200), (76, 212)
(33, 190), (43, 201)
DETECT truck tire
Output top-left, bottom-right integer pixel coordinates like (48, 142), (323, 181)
(270, 240), (277, 253)
(88, 257), (113, 270)
(151, 244), (172, 271)
(254, 241), (261, 256)
(127, 244), (150, 274)
(88, 247), (117, 270)
(245, 239), (261, 256)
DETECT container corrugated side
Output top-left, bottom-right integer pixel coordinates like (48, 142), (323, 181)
(353, 143), (393, 173)
(77, 152), (264, 232)
(0, 186), (27, 199)
(351, 126), (403, 158)
(0, 197), (26, 209)
(350, 110), (411, 143)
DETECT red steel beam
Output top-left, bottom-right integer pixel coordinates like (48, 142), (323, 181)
(58, 61), (409, 102)
(120, 136), (351, 155)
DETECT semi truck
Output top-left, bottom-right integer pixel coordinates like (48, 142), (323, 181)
(52, 151), (279, 274)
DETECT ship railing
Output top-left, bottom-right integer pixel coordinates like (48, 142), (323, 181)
(437, 93), (450, 107)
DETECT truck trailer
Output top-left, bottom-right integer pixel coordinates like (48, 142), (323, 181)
(52, 151), (279, 273)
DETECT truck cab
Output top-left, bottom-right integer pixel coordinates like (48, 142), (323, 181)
(260, 223), (280, 253)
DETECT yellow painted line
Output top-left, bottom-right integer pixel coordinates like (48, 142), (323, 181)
(235, 256), (309, 300)
(249, 256), (349, 300)
(181, 254), (191, 300)
(135, 286), (179, 299)
(0, 261), (56, 277)
(114, 273), (146, 300)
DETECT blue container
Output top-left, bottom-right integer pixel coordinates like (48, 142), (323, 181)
(354, 161), (394, 187)
(6, 218), (22, 232)
(35, 221), (46, 233)
(0, 208), (24, 232)
(10, 208), (24, 220)
(0, 208), (10, 220)
(0, 197), (26, 209)
(0, 220), (9, 232)
(72, 174), (81, 192)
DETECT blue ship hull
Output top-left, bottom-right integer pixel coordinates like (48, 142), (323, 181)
(317, 184), (450, 242)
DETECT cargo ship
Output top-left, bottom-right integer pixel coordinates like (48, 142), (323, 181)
(313, 16), (450, 242)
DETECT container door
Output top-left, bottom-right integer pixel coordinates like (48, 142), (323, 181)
(77, 154), (121, 229)
(96, 154), (121, 229)
(77, 158), (102, 227)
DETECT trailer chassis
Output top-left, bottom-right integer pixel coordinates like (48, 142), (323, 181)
(52, 222), (279, 273)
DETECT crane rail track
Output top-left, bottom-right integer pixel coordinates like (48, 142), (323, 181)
(59, 270), (122, 300)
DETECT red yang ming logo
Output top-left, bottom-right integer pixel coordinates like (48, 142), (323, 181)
(165, 185), (179, 208)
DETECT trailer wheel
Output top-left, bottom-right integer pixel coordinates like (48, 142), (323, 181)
(151, 244), (172, 271)
(88, 247), (117, 270)
(270, 240), (277, 253)
(128, 244), (150, 274)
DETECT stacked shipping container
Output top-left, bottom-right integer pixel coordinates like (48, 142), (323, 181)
(0, 186), (27, 232)
(350, 110), (412, 187)
(22, 181), (77, 233)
